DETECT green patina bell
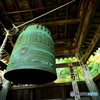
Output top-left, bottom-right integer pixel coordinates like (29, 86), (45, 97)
(4, 24), (57, 84)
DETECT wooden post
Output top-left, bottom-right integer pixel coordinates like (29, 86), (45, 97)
(75, 67), (80, 81)
(0, 79), (11, 100)
(75, 50), (100, 100)
(68, 63), (81, 100)
(61, 86), (65, 100)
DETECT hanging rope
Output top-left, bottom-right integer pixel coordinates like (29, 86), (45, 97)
(17, 0), (75, 28)
(0, 29), (9, 60)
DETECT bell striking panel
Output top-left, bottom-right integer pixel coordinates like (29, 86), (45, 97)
(4, 24), (57, 84)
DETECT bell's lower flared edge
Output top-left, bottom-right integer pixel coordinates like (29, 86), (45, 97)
(4, 66), (57, 84)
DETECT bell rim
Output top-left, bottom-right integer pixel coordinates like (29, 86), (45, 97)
(4, 66), (57, 84)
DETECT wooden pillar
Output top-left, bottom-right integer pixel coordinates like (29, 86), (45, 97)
(30, 89), (33, 100)
(0, 79), (11, 100)
(68, 63), (81, 100)
(61, 86), (65, 100)
(75, 50), (100, 100)
(75, 67), (80, 81)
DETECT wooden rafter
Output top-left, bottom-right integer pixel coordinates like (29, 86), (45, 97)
(82, 26), (100, 63)
(55, 46), (76, 56)
(5, 6), (56, 14)
(42, 19), (80, 26)
(2, 50), (10, 63)
(75, 0), (97, 50)
(8, 37), (14, 47)
(26, 0), (34, 18)
(14, 19), (80, 26)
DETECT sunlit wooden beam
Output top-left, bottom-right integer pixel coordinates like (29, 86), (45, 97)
(82, 26), (100, 63)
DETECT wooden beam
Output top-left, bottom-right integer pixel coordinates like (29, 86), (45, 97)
(11, 81), (86, 90)
(2, 50), (10, 64)
(55, 46), (76, 56)
(75, 0), (97, 50)
(8, 37), (14, 47)
(82, 26), (100, 63)
(5, 6), (55, 14)
(14, 16), (66, 25)
(15, 19), (80, 26)
(93, 74), (100, 89)
(42, 19), (80, 26)
(75, 0), (89, 46)
(54, 38), (74, 43)
(56, 62), (80, 68)
(93, 74), (100, 82)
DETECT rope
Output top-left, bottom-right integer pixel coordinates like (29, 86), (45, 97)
(17, 0), (75, 28)
(0, 29), (9, 60)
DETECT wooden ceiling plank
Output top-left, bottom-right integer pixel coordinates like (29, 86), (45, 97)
(76, 0), (97, 50)
(39, 0), (44, 8)
(8, 0), (24, 23)
(82, 26), (100, 63)
(5, 6), (56, 15)
(26, 0), (34, 20)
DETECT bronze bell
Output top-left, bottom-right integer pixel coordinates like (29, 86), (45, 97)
(4, 24), (57, 84)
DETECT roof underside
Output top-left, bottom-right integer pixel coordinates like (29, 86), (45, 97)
(0, 0), (100, 69)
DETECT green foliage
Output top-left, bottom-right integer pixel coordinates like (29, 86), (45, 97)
(63, 57), (77, 63)
(55, 57), (81, 83)
(55, 48), (100, 83)
(87, 49), (100, 77)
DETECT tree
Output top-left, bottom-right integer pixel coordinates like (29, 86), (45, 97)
(55, 48), (100, 83)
